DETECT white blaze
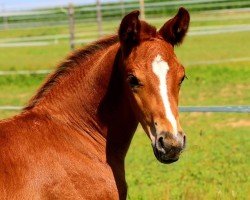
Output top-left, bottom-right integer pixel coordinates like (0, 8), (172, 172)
(152, 54), (178, 135)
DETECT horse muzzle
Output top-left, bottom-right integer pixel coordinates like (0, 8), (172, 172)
(152, 131), (186, 164)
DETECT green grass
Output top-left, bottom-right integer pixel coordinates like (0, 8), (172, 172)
(176, 32), (250, 65)
(0, 44), (68, 70)
(0, 74), (45, 105)
(0, 110), (18, 119)
(180, 65), (250, 106)
(126, 113), (249, 200)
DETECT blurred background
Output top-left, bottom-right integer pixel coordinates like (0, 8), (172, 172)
(0, 0), (249, 199)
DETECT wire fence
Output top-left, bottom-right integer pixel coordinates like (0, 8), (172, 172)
(1, 0), (250, 48)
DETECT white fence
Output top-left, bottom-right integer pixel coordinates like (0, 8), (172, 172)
(1, 0), (250, 49)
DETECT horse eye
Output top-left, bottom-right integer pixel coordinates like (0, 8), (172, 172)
(127, 74), (141, 88)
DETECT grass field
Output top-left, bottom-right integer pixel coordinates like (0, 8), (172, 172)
(0, 7), (249, 200)
(127, 113), (249, 200)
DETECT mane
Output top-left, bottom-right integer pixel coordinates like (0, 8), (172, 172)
(24, 19), (157, 111)
(24, 35), (119, 110)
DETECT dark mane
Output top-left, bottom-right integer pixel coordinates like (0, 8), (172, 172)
(24, 35), (119, 110)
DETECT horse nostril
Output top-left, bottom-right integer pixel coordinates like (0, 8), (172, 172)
(158, 136), (165, 149)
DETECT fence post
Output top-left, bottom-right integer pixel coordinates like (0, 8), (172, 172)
(3, 16), (8, 30)
(96, 0), (103, 38)
(120, 0), (125, 16)
(1, 4), (8, 30)
(68, 3), (75, 50)
(139, 0), (145, 20)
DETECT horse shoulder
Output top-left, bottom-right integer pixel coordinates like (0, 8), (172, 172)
(0, 112), (69, 199)
(0, 113), (44, 199)
(0, 112), (120, 199)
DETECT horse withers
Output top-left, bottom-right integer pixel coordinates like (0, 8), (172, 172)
(0, 7), (190, 200)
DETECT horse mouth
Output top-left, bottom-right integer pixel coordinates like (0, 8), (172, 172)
(152, 143), (180, 164)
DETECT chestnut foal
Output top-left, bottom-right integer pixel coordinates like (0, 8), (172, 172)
(0, 8), (190, 200)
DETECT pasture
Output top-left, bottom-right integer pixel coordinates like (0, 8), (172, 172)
(0, 6), (249, 200)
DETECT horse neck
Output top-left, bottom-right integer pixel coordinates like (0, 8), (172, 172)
(31, 41), (138, 159)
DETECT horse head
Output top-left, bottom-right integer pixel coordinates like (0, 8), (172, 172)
(118, 8), (190, 164)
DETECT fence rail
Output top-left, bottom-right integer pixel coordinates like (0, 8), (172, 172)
(0, 1), (250, 50)
(0, 106), (249, 113)
(179, 106), (250, 113)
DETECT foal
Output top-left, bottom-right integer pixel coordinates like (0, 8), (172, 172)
(0, 8), (190, 199)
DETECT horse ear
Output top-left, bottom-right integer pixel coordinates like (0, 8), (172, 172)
(159, 7), (190, 46)
(118, 10), (141, 54)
